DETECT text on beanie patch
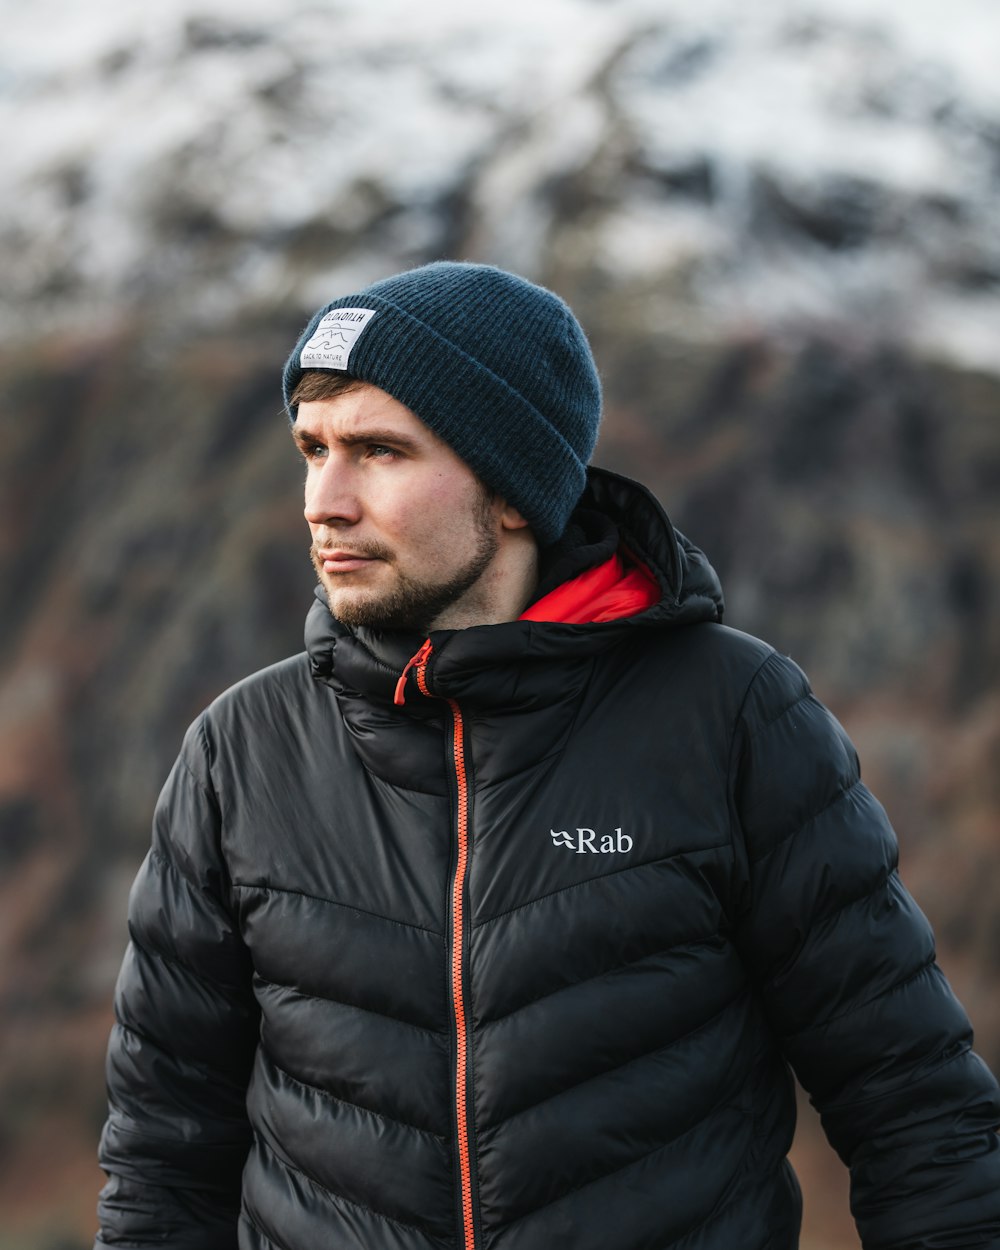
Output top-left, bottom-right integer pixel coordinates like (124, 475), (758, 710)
(299, 308), (377, 371)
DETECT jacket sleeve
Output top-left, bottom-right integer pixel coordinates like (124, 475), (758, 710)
(731, 650), (1000, 1250)
(96, 714), (259, 1249)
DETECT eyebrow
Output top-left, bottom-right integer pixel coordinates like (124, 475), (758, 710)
(292, 426), (422, 453)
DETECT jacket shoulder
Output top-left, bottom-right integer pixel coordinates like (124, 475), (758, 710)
(167, 653), (322, 787)
(670, 623), (826, 720)
(638, 620), (781, 700)
(201, 651), (316, 726)
(210, 650), (313, 706)
(676, 620), (776, 667)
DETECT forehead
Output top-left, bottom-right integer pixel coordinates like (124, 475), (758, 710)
(295, 382), (432, 439)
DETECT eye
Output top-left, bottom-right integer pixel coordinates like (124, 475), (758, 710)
(297, 440), (327, 461)
(367, 444), (397, 460)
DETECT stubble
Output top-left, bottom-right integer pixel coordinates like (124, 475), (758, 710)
(311, 488), (500, 634)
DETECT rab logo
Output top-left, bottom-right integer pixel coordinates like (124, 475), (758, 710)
(551, 827), (633, 854)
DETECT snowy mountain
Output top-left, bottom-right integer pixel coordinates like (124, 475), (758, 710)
(2, 0), (999, 369)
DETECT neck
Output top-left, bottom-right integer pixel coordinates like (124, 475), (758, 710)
(429, 527), (540, 631)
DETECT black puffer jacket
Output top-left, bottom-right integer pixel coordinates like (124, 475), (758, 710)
(97, 469), (1000, 1250)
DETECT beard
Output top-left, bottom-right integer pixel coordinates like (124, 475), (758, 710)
(310, 490), (500, 634)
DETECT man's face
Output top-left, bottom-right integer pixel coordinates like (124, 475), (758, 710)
(295, 383), (510, 633)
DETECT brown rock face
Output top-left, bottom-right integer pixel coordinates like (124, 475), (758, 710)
(2, 305), (998, 1248)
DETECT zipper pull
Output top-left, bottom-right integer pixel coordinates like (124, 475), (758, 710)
(393, 639), (433, 706)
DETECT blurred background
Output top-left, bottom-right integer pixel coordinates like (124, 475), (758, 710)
(1, 0), (999, 1246)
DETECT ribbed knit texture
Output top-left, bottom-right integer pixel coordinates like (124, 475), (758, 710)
(282, 262), (602, 544)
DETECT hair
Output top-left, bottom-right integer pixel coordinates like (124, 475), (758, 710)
(289, 370), (365, 409)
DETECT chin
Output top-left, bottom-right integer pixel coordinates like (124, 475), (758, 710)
(325, 586), (396, 630)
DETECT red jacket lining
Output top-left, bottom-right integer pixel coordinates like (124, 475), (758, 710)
(520, 551), (659, 625)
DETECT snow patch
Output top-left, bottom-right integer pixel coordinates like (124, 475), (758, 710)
(0, 0), (998, 371)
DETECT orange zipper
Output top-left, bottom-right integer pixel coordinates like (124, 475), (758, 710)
(444, 695), (476, 1250)
(393, 638), (433, 705)
(400, 643), (478, 1248)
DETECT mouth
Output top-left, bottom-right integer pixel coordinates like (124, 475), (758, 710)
(317, 549), (381, 574)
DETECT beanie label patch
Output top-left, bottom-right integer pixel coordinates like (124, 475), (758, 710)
(299, 308), (377, 371)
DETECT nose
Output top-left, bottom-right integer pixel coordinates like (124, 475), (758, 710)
(303, 457), (362, 528)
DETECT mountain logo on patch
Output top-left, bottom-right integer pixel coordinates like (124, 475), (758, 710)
(299, 308), (377, 371)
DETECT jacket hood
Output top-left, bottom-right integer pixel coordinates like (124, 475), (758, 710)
(304, 467), (723, 717)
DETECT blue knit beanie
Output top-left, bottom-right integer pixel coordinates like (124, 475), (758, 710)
(282, 261), (602, 545)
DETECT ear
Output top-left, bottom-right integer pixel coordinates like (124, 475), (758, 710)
(499, 500), (531, 531)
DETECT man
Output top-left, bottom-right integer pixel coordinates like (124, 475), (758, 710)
(96, 262), (1000, 1250)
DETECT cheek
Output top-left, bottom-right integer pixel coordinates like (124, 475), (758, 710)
(396, 477), (473, 531)
(370, 468), (487, 555)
